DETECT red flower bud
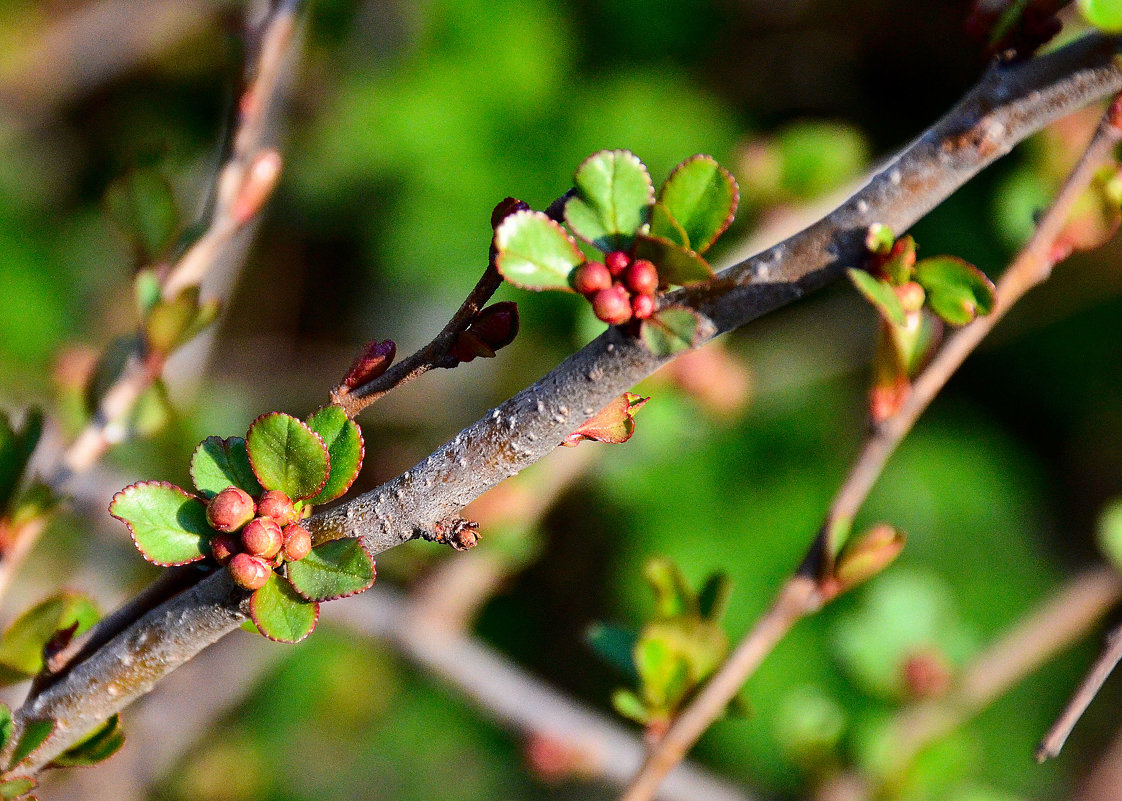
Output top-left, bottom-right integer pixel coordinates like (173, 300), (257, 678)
(282, 523), (313, 562)
(631, 293), (655, 320)
(605, 251), (631, 277)
(257, 490), (297, 526)
(210, 531), (241, 565)
(592, 285), (633, 325)
(242, 517), (283, 559)
(624, 259), (659, 295)
(571, 262), (612, 296)
(452, 302), (520, 363)
(206, 487), (256, 533)
(491, 197), (530, 229)
(228, 552), (271, 591)
(341, 339), (396, 390)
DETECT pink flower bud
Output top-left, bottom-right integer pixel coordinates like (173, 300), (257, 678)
(282, 524), (313, 562)
(242, 517), (283, 559)
(206, 487), (256, 533)
(257, 490), (297, 526)
(228, 552), (271, 590)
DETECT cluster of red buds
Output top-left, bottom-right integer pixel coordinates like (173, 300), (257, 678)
(206, 487), (313, 590)
(571, 251), (659, 325)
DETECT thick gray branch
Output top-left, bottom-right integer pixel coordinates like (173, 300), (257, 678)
(13, 32), (1122, 772)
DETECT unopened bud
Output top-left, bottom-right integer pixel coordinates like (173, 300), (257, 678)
(571, 262), (612, 296)
(210, 531), (241, 565)
(228, 552), (271, 591)
(341, 339), (396, 390)
(206, 487), (256, 533)
(282, 523), (313, 561)
(491, 197), (530, 229)
(242, 517), (283, 559)
(631, 293), (655, 320)
(624, 260), (659, 295)
(232, 149), (283, 226)
(257, 490), (297, 526)
(605, 251), (631, 277)
(592, 285), (632, 325)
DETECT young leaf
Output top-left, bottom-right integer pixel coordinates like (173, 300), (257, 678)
(847, 269), (906, 326)
(913, 256), (997, 326)
(249, 573), (319, 643)
(0, 409), (42, 516)
(189, 436), (263, 499)
(563, 149), (654, 252)
(493, 210), (585, 291)
(611, 689), (651, 724)
(246, 413), (330, 502)
(109, 481), (213, 566)
(647, 202), (690, 249)
(10, 719), (54, 766)
(834, 525), (906, 592)
(640, 306), (703, 357)
(286, 537), (376, 602)
(586, 623), (640, 679)
(563, 392), (649, 446)
(0, 594), (99, 684)
(644, 558), (696, 618)
(657, 155), (739, 254)
(48, 715), (124, 768)
(144, 286), (203, 356)
(304, 406), (365, 505)
(632, 234), (714, 286)
(0, 777), (35, 799)
(0, 704), (11, 753)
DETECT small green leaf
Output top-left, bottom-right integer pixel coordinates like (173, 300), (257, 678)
(493, 211), (585, 291)
(189, 436), (263, 499)
(882, 235), (917, 285)
(640, 306), (702, 357)
(0, 704), (12, 752)
(249, 573), (319, 643)
(647, 202), (690, 249)
(0, 409), (42, 515)
(834, 525), (907, 591)
(847, 269), (906, 326)
(10, 719), (54, 766)
(644, 558), (696, 618)
(286, 538), (376, 602)
(0, 776), (35, 799)
(698, 572), (732, 621)
(0, 594), (99, 684)
(1080, 0), (1122, 31)
(586, 623), (640, 679)
(133, 269), (161, 318)
(246, 413), (330, 501)
(49, 715), (124, 768)
(144, 286), (203, 355)
(657, 155), (739, 254)
(563, 149), (654, 252)
(304, 406), (365, 505)
(913, 256), (997, 326)
(611, 689), (650, 724)
(632, 234), (714, 286)
(109, 481), (213, 565)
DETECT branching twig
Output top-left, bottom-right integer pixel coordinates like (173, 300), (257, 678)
(618, 82), (1122, 801)
(10, 32), (1122, 775)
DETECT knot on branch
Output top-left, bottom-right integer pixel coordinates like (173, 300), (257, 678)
(424, 517), (481, 551)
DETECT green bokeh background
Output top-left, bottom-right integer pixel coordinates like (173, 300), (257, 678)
(1, 1), (1121, 799)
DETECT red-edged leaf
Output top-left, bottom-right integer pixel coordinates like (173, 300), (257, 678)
(109, 481), (213, 566)
(563, 393), (649, 447)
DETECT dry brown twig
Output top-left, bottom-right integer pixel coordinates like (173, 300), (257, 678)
(618, 90), (1122, 801)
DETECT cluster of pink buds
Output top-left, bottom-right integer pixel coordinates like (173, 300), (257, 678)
(571, 251), (660, 325)
(206, 487), (313, 590)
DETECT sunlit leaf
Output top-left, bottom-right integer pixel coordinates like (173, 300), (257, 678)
(304, 406), (364, 505)
(249, 573), (319, 643)
(493, 210), (585, 291)
(0, 594), (99, 684)
(563, 392), (649, 446)
(109, 481), (213, 566)
(563, 149), (654, 252)
(848, 269), (906, 326)
(657, 155), (738, 254)
(246, 413), (330, 501)
(913, 256), (996, 326)
(190, 436), (263, 499)
(285, 537), (376, 602)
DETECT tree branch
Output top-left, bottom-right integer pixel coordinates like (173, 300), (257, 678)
(11, 31), (1122, 774)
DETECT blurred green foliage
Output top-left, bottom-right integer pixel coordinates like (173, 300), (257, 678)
(0, 1), (1120, 800)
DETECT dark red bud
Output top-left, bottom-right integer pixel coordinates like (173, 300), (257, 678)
(605, 251), (631, 277)
(342, 339), (396, 390)
(571, 262), (612, 296)
(469, 302), (519, 350)
(206, 487), (256, 533)
(592, 286), (633, 325)
(257, 490), (297, 526)
(491, 197), (530, 229)
(450, 332), (494, 364)
(624, 259), (659, 295)
(242, 517), (283, 559)
(631, 293), (655, 320)
(228, 552), (271, 590)
(210, 532), (241, 565)
(282, 523), (313, 561)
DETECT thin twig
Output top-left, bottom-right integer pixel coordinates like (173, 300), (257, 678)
(331, 262), (504, 418)
(1038, 619), (1122, 761)
(11, 32), (1122, 774)
(618, 88), (1122, 801)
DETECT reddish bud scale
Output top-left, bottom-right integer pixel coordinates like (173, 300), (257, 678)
(210, 532), (241, 565)
(206, 487), (256, 533)
(242, 517), (283, 559)
(592, 286), (633, 325)
(469, 302), (519, 350)
(282, 524), (312, 561)
(257, 490), (297, 526)
(228, 553), (271, 591)
(605, 251), (631, 277)
(624, 260), (659, 295)
(571, 262), (612, 296)
(342, 339), (396, 390)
